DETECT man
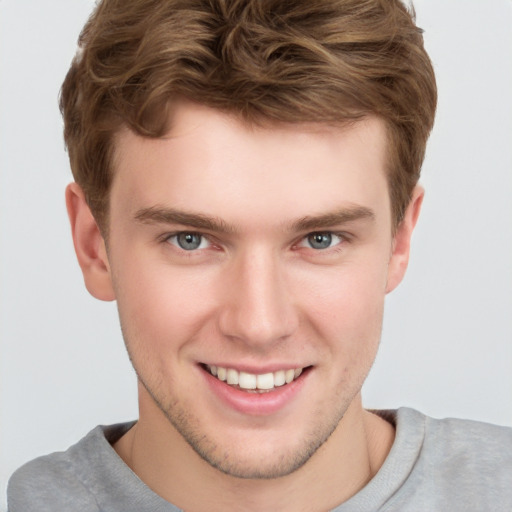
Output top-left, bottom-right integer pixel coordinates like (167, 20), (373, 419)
(7, 0), (512, 510)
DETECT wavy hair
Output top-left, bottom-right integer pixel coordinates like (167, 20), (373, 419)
(60, 0), (437, 231)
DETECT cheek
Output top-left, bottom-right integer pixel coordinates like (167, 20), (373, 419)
(112, 253), (217, 362)
(295, 257), (388, 356)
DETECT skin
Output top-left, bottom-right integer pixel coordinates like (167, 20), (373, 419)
(67, 102), (423, 511)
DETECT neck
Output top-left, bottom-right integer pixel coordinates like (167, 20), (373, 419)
(114, 390), (394, 511)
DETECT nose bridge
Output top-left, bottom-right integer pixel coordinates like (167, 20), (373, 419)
(218, 245), (297, 347)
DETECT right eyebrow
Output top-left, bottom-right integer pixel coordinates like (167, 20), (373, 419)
(289, 205), (375, 232)
(134, 206), (236, 234)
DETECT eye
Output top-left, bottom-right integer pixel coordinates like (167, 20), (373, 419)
(300, 232), (344, 250)
(167, 232), (211, 251)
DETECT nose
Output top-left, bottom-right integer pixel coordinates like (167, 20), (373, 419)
(217, 247), (298, 349)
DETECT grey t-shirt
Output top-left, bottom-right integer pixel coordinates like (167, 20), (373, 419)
(7, 408), (512, 511)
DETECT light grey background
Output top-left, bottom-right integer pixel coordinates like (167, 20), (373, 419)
(1, 0), (511, 508)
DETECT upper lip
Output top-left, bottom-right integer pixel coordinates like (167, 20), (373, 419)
(201, 362), (309, 374)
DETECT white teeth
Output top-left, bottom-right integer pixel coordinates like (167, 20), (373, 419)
(227, 368), (239, 385)
(239, 371), (257, 389)
(256, 373), (274, 390)
(273, 370), (286, 387)
(207, 365), (305, 391)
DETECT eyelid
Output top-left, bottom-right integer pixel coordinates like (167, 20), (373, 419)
(295, 231), (349, 250)
(161, 230), (213, 250)
(158, 229), (350, 251)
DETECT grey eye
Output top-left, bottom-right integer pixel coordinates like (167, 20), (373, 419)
(307, 232), (332, 250)
(176, 233), (204, 250)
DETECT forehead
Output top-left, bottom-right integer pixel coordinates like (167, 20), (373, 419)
(110, 102), (390, 228)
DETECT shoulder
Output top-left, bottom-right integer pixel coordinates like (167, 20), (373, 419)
(7, 423), (134, 512)
(421, 412), (512, 468)
(395, 408), (512, 509)
(7, 446), (100, 511)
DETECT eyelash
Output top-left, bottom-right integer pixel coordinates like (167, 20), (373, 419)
(296, 232), (348, 251)
(162, 232), (214, 252)
(161, 230), (350, 253)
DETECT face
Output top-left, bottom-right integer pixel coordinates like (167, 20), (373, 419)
(93, 103), (411, 478)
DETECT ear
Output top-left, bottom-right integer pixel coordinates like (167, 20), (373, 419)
(386, 185), (424, 294)
(65, 183), (115, 301)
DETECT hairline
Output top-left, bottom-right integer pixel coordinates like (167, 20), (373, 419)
(93, 106), (406, 242)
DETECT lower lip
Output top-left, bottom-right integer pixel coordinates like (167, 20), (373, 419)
(201, 366), (309, 416)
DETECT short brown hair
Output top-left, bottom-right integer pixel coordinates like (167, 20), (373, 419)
(60, 0), (437, 231)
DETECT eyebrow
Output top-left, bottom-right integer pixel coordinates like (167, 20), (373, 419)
(290, 206), (375, 232)
(134, 204), (375, 233)
(134, 206), (235, 233)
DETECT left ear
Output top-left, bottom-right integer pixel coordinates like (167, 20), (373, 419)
(66, 182), (116, 301)
(386, 185), (424, 293)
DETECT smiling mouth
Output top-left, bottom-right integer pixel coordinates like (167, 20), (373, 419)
(204, 364), (307, 393)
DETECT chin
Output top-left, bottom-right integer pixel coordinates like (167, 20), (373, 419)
(161, 400), (346, 480)
(191, 438), (324, 480)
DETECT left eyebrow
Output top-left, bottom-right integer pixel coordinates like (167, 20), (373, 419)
(134, 204), (375, 234)
(134, 206), (235, 234)
(290, 205), (375, 232)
